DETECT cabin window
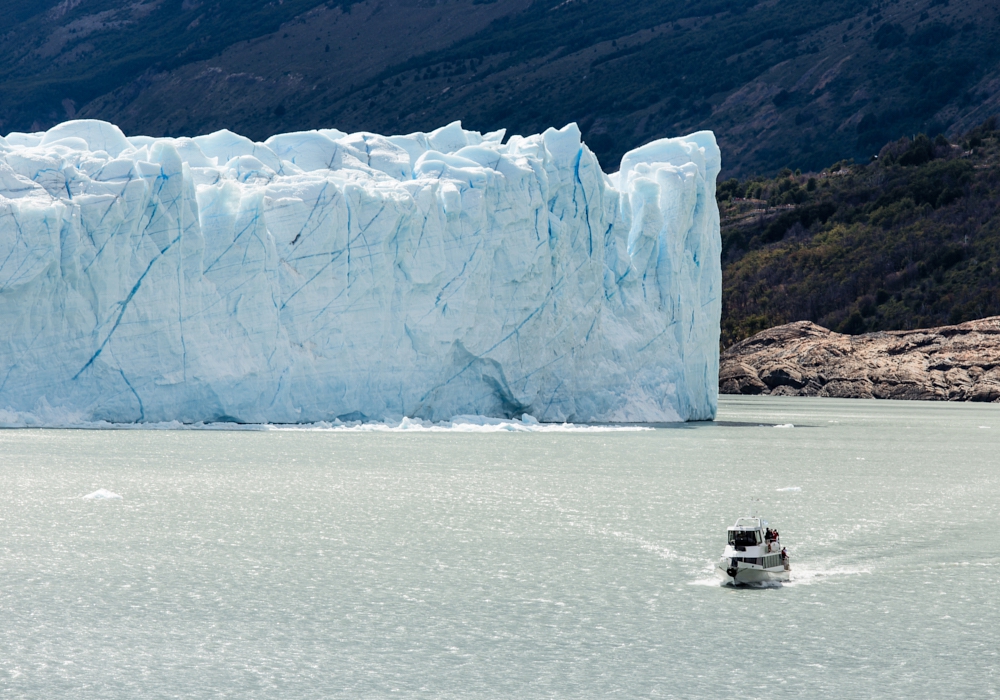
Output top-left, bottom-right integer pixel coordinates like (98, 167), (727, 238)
(728, 530), (761, 547)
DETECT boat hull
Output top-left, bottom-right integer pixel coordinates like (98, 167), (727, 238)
(716, 561), (790, 586)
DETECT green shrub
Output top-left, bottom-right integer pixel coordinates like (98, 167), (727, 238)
(718, 117), (1000, 347)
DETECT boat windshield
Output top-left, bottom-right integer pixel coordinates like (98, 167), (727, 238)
(728, 530), (761, 546)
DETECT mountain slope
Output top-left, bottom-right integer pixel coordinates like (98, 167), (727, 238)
(719, 119), (1000, 347)
(2, 0), (1000, 176)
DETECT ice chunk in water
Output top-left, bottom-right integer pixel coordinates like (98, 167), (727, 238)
(83, 488), (122, 500)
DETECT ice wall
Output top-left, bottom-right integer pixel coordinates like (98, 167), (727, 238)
(0, 119), (720, 424)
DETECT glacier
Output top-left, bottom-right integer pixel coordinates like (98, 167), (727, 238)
(0, 119), (720, 424)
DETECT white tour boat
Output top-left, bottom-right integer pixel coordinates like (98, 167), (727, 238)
(716, 516), (790, 585)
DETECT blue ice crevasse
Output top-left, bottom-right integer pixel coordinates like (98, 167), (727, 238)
(0, 119), (721, 424)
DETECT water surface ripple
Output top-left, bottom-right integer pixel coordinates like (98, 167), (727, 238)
(1, 397), (997, 698)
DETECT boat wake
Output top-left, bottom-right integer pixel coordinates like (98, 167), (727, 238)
(688, 564), (870, 588)
(781, 565), (871, 586)
(603, 528), (679, 562)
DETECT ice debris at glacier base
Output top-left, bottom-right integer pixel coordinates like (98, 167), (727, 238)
(0, 411), (651, 432)
(0, 119), (721, 424)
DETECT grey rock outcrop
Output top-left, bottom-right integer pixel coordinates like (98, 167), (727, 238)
(720, 318), (1000, 401)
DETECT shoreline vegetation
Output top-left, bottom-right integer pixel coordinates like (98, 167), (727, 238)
(719, 118), (1000, 350)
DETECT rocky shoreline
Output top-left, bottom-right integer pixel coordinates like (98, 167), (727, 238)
(720, 318), (1000, 402)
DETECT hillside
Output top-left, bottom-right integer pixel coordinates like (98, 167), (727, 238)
(719, 118), (1000, 347)
(2, 0), (1000, 176)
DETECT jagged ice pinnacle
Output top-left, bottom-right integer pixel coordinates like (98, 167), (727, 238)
(0, 119), (720, 424)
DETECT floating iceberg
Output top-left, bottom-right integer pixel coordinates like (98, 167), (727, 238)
(83, 488), (122, 499)
(0, 119), (720, 424)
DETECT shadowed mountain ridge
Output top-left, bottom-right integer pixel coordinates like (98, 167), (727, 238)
(2, 0), (1000, 176)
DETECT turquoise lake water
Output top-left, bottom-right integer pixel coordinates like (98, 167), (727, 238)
(1, 396), (997, 698)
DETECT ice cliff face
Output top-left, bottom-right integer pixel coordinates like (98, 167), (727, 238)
(0, 119), (720, 424)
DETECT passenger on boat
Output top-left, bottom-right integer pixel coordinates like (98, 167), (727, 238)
(765, 528), (773, 542)
(781, 547), (788, 561)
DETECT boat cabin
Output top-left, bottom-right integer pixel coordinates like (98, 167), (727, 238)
(727, 517), (768, 551)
